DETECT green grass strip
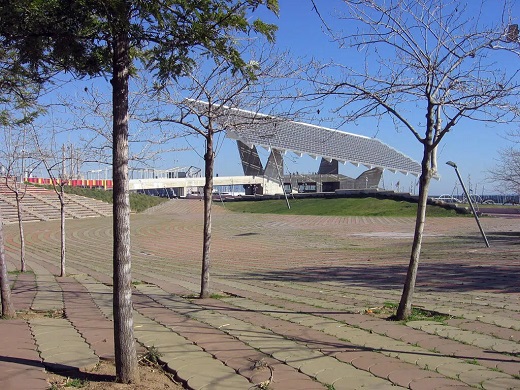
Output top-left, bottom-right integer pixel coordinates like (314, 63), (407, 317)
(221, 197), (460, 217)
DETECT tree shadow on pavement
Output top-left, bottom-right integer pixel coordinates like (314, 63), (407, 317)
(238, 261), (520, 293)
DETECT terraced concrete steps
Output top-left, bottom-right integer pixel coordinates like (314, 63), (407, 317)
(0, 181), (112, 224)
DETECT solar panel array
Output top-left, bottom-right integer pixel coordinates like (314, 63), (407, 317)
(186, 100), (422, 176)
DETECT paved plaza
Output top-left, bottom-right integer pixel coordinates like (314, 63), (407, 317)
(1, 199), (519, 389)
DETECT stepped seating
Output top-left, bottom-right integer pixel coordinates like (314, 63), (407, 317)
(0, 179), (112, 224)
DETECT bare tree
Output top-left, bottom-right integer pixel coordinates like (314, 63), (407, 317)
(0, 115), (40, 273)
(151, 47), (300, 298)
(0, 46), (42, 319)
(31, 127), (69, 277)
(488, 132), (520, 195)
(0, 212), (15, 318)
(3, 176), (27, 272)
(62, 82), (188, 171)
(309, 0), (520, 319)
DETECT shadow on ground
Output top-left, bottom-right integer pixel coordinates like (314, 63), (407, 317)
(238, 262), (520, 293)
(453, 231), (520, 245)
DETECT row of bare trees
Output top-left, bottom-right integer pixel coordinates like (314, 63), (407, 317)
(0, 0), (281, 383)
(1, 114), (84, 278)
(0, 0), (519, 382)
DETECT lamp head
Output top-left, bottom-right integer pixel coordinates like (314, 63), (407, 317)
(446, 161), (457, 168)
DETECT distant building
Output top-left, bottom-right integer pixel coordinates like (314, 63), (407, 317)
(188, 100), (421, 195)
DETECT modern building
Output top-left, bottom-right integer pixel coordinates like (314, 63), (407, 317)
(183, 100), (422, 195)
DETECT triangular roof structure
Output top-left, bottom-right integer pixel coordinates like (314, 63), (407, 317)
(186, 100), (422, 176)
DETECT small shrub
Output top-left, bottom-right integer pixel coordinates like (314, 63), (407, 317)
(141, 345), (162, 365)
(65, 378), (88, 388)
(406, 307), (452, 323)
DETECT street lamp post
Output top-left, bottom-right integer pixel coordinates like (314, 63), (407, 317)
(446, 161), (490, 248)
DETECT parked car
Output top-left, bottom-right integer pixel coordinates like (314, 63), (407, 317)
(433, 195), (459, 203)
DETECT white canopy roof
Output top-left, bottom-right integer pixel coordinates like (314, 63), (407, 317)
(186, 99), (422, 176)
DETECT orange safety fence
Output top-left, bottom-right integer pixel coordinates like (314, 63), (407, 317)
(26, 177), (113, 189)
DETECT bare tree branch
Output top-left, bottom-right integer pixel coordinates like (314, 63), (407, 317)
(305, 0), (520, 320)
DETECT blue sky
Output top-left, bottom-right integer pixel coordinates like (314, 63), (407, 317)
(44, 0), (520, 196)
(208, 0), (520, 195)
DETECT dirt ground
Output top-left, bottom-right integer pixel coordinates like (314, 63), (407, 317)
(47, 359), (185, 390)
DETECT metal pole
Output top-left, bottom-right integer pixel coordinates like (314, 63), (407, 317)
(453, 166), (490, 248)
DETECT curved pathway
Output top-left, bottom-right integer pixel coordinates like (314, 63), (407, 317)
(1, 199), (519, 389)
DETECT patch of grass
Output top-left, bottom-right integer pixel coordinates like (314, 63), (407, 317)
(132, 280), (143, 286)
(129, 192), (169, 213)
(365, 302), (397, 316)
(369, 304), (452, 323)
(8, 269), (33, 275)
(325, 384), (336, 390)
(181, 294), (199, 300)
(44, 309), (65, 318)
(465, 358), (480, 365)
(66, 378), (88, 388)
(388, 307), (453, 324)
(183, 292), (239, 300)
(405, 307), (452, 323)
(221, 197), (460, 217)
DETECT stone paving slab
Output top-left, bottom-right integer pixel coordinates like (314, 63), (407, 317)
(481, 377), (520, 390)
(132, 285), (326, 389)
(10, 270), (38, 311)
(331, 375), (399, 390)
(29, 318), (98, 372)
(136, 283), (394, 388)
(59, 277), (115, 360)
(30, 273), (63, 312)
(457, 368), (515, 388)
(409, 377), (471, 390)
(445, 319), (520, 343)
(218, 292), (517, 388)
(131, 268), (520, 390)
(70, 279), (263, 389)
(0, 320), (48, 390)
(132, 311), (253, 389)
(408, 320), (520, 354)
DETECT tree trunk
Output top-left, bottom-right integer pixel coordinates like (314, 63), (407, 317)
(112, 29), (138, 384)
(0, 212), (16, 318)
(15, 192), (26, 272)
(200, 132), (214, 299)
(59, 193), (66, 277)
(396, 147), (434, 320)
